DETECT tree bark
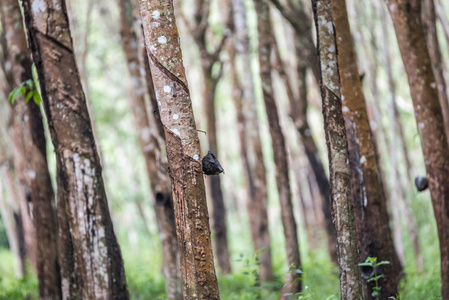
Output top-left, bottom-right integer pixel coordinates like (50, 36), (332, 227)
(118, 0), (182, 298)
(272, 32), (338, 265)
(21, 0), (129, 298)
(387, 0), (449, 298)
(331, 0), (402, 298)
(229, 0), (273, 282)
(254, 0), (302, 297)
(270, 0), (338, 264)
(311, 0), (364, 298)
(424, 0), (449, 144)
(1, 0), (61, 297)
(377, 2), (423, 271)
(139, 1), (220, 299)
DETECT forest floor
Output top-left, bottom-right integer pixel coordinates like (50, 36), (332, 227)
(0, 197), (443, 299)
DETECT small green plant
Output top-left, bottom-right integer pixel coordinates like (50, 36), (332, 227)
(359, 257), (390, 300)
(235, 248), (266, 299)
(282, 263), (302, 298)
(8, 79), (41, 105)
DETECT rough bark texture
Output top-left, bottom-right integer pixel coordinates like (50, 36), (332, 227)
(387, 0), (449, 298)
(230, 0), (273, 282)
(378, 3), (423, 271)
(21, 0), (129, 299)
(139, 1), (220, 299)
(270, 0), (337, 264)
(180, 0), (232, 274)
(1, 0), (61, 297)
(254, 0), (302, 297)
(424, 0), (449, 144)
(272, 31), (338, 264)
(331, 0), (402, 298)
(118, 0), (182, 298)
(312, 0), (364, 298)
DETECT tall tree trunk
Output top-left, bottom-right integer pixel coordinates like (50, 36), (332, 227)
(331, 0), (402, 298)
(1, 0), (61, 298)
(424, 0), (449, 143)
(378, 2), (423, 270)
(118, 0), (182, 297)
(254, 0), (302, 297)
(139, 1), (220, 299)
(387, 0), (449, 298)
(21, 0), (129, 298)
(311, 0), (364, 298)
(229, 0), (273, 282)
(272, 34), (338, 264)
(202, 69), (231, 274)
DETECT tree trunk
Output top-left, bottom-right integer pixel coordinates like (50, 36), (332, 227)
(331, 0), (402, 298)
(424, 0), (449, 144)
(118, 0), (182, 297)
(387, 0), (449, 297)
(229, 0), (273, 279)
(272, 33), (338, 265)
(1, 0), (61, 297)
(21, 0), (129, 298)
(254, 0), (302, 297)
(202, 70), (231, 274)
(311, 0), (364, 298)
(378, 2), (423, 271)
(139, 1), (220, 299)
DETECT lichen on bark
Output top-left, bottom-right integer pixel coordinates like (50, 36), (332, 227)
(139, 1), (220, 299)
(311, 0), (364, 298)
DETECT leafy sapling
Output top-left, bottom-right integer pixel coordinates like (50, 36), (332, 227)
(359, 257), (390, 300)
(8, 65), (42, 106)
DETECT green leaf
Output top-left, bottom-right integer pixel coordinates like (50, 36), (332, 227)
(26, 91), (33, 103)
(358, 262), (373, 267)
(33, 91), (41, 105)
(377, 261), (390, 266)
(8, 87), (21, 104)
(283, 293), (294, 296)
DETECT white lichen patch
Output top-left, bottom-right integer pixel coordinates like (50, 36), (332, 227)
(418, 122), (425, 129)
(359, 155), (367, 164)
(328, 44), (336, 52)
(31, 0), (46, 13)
(172, 114), (179, 120)
(342, 106), (350, 113)
(158, 36), (167, 44)
(163, 85), (172, 93)
(152, 10), (161, 20)
(28, 170), (36, 179)
(193, 154), (199, 161)
(172, 128), (181, 136)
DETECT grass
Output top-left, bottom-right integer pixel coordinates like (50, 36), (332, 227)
(0, 190), (443, 299)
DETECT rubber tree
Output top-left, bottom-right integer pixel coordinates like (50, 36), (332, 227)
(1, 0), (61, 297)
(21, 0), (129, 298)
(331, 0), (402, 297)
(311, 0), (364, 298)
(228, 0), (273, 282)
(175, 0), (232, 274)
(139, 1), (220, 298)
(254, 0), (302, 297)
(269, 0), (338, 263)
(386, 0), (449, 297)
(118, 0), (182, 297)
